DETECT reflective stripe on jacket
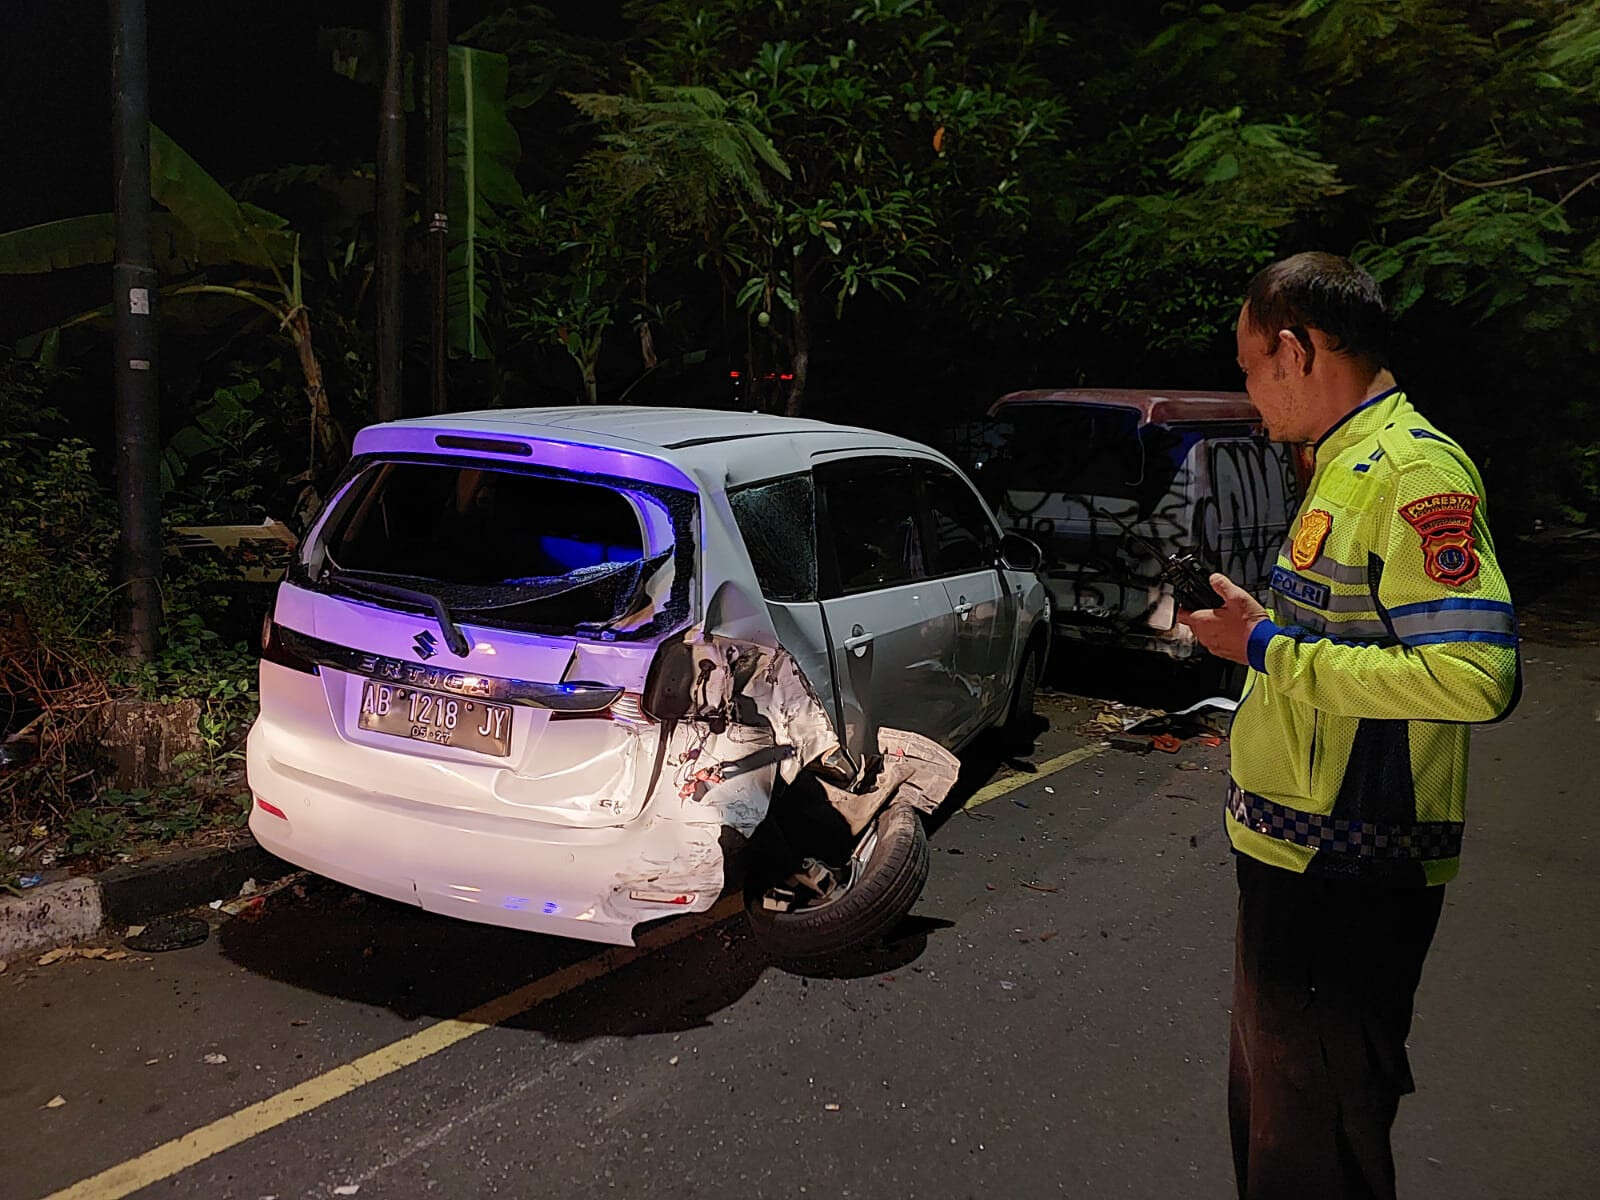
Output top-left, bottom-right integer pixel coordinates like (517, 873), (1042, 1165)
(1227, 389), (1520, 885)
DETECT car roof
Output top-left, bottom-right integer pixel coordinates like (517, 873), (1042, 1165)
(362, 406), (949, 489)
(990, 388), (1259, 426)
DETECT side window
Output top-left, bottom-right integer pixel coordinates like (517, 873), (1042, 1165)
(919, 462), (998, 576)
(816, 457), (927, 594)
(728, 474), (817, 602)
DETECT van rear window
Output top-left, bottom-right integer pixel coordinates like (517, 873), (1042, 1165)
(983, 405), (1190, 507)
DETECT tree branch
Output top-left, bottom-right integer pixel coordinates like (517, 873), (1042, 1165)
(1435, 158), (1600, 192)
(1558, 169), (1600, 208)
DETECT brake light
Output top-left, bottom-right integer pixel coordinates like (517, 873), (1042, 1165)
(260, 616), (320, 675)
(550, 691), (651, 725)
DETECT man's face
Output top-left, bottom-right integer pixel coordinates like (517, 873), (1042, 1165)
(1235, 302), (1306, 443)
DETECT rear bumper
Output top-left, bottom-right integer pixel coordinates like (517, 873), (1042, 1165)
(246, 718), (722, 946)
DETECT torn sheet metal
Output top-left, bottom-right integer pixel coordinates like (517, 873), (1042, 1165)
(601, 634), (955, 925)
(816, 728), (961, 835)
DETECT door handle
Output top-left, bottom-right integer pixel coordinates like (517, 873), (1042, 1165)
(844, 624), (875, 657)
(954, 597), (973, 620)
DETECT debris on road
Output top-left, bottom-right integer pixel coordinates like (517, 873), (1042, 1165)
(999, 980), (1016, 991)
(1021, 882), (1059, 894)
(1151, 734), (1182, 754)
(1038, 930), (1059, 942)
(203, 1053), (228, 1065)
(18, 873), (42, 888)
(126, 914), (209, 953)
(332, 1188), (361, 1197)
(43, 1095), (66, 1109)
(36, 946), (125, 966)
(824, 1102), (841, 1112)
(217, 873), (308, 918)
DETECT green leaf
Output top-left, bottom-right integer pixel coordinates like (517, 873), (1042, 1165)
(149, 125), (295, 272)
(1203, 153), (1240, 183)
(0, 214), (118, 273)
(447, 46), (524, 360)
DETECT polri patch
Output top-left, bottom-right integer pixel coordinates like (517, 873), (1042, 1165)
(1290, 509), (1333, 570)
(1270, 566), (1332, 609)
(1399, 492), (1480, 586)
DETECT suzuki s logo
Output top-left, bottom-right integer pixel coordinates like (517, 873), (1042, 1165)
(412, 630), (439, 660)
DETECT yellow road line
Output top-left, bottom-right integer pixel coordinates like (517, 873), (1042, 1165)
(43, 894), (744, 1200)
(962, 741), (1109, 810)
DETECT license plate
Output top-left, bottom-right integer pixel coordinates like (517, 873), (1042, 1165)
(358, 682), (513, 757)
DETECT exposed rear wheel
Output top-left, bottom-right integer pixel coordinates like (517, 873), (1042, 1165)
(744, 802), (930, 960)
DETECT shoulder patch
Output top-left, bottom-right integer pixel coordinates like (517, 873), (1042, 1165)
(1399, 492), (1480, 586)
(1290, 510), (1333, 569)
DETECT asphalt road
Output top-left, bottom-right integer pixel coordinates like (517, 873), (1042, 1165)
(1, 643), (1595, 1200)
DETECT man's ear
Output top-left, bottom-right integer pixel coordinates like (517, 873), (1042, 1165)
(1277, 326), (1315, 376)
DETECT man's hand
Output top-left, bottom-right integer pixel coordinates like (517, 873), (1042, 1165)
(1176, 573), (1268, 666)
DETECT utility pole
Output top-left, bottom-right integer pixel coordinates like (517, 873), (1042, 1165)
(375, 0), (406, 423)
(428, 0), (449, 413)
(111, 0), (162, 660)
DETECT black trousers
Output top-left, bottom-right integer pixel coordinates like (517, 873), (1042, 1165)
(1229, 854), (1445, 1200)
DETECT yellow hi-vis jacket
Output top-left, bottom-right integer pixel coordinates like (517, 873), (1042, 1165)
(1228, 388), (1521, 886)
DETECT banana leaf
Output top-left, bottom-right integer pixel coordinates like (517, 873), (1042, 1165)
(448, 45), (524, 359)
(0, 126), (296, 277)
(149, 125), (297, 272)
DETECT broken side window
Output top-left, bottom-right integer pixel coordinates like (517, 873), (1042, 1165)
(728, 473), (818, 602)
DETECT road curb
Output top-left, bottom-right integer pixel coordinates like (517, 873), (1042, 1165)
(0, 840), (292, 960)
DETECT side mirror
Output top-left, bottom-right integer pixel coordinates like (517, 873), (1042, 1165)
(998, 532), (1043, 573)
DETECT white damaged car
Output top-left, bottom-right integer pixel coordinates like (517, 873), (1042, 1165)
(247, 407), (1050, 956)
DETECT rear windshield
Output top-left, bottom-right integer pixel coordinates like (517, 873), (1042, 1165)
(979, 405), (1191, 509)
(306, 458), (693, 639)
(326, 462), (645, 581)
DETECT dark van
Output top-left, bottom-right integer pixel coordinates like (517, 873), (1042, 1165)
(963, 389), (1303, 666)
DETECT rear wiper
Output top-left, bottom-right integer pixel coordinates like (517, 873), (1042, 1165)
(324, 570), (471, 658)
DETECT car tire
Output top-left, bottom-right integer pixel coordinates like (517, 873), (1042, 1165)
(744, 801), (930, 960)
(1001, 637), (1044, 748)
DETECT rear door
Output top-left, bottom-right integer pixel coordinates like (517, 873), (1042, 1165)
(1205, 436), (1296, 593)
(814, 455), (961, 758)
(917, 460), (1011, 740)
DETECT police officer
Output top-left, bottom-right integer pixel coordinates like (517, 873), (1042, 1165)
(1179, 252), (1520, 1199)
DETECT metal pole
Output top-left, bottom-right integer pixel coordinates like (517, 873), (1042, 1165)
(375, 0), (406, 423)
(111, 0), (162, 660)
(428, 0), (449, 413)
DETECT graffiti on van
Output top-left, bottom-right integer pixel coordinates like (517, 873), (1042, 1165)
(959, 396), (1300, 659)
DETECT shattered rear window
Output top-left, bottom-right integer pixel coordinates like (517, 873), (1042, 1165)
(306, 458), (695, 639)
(325, 462), (644, 582)
(729, 474), (817, 602)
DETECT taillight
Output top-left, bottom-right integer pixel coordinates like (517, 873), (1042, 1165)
(607, 692), (649, 725)
(551, 691), (650, 725)
(260, 616), (319, 675)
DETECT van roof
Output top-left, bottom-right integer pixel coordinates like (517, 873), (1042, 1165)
(990, 388), (1259, 426)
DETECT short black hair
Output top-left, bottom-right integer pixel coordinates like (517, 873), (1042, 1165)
(1244, 252), (1390, 369)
